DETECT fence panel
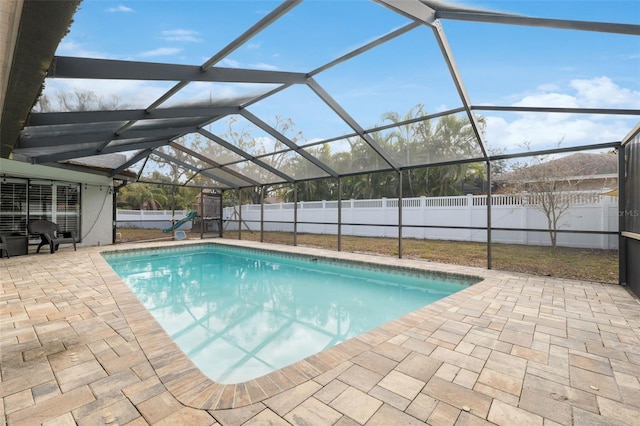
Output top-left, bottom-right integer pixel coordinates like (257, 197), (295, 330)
(120, 192), (618, 249)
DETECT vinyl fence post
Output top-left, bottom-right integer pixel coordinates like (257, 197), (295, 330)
(398, 171), (403, 259)
(294, 182), (298, 246)
(487, 161), (493, 270)
(260, 186), (265, 243)
(338, 177), (342, 252)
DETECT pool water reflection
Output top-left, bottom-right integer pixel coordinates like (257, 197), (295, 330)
(104, 245), (474, 383)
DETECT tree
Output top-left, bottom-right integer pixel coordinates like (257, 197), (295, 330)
(503, 143), (586, 249)
(118, 183), (168, 210)
(34, 89), (125, 112)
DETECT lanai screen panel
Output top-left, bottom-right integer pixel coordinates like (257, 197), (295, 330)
(12, 0), (639, 189)
(139, 154), (200, 186)
(245, 85), (354, 144)
(301, 137), (392, 176)
(37, 79), (180, 110)
(228, 0), (410, 72)
(178, 133), (248, 166)
(206, 115), (292, 156)
(369, 113), (484, 168)
(161, 82), (280, 110)
(313, 26), (464, 134)
(482, 111), (637, 155)
(442, 17), (639, 154)
(224, 160), (291, 186)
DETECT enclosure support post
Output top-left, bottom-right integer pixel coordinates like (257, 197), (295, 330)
(219, 190), (224, 238)
(293, 182), (298, 246)
(238, 188), (242, 240)
(398, 171), (403, 259)
(486, 160), (493, 269)
(618, 147), (627, 286)
(218, 190), (223, 238)
(338, 177), (342, 252)
(112, 185), (118, 244)
(171, 185), (176, 240)
(260, 186), (265, 243)
(199, 190), (204, 240)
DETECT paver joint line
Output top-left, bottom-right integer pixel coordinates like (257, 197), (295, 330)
(1, 240), (639, 425)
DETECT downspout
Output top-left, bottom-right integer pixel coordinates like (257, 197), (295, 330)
(112, 181), (127, 244)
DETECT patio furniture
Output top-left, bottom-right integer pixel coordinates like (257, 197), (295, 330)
(0, 234), (28, 257)
(27, 220), (77, 254)
(0, 236), (9, 258)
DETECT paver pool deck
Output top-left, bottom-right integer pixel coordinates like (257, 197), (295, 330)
(1, 239), (639, 425)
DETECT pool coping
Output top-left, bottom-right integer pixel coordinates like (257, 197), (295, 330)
(96, 238), (505, 411)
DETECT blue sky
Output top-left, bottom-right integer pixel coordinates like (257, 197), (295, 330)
(45, 0), (640, 155)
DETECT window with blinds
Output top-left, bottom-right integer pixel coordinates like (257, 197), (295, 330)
(0, 178), (80, 238)
(0, 179), (28, 234)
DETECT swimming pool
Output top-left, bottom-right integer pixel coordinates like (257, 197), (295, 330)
(104, 244), (478, 383)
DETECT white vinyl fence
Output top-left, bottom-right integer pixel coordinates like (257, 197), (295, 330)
(115, 192), (619, 249)
(221, 192), (619, 250)
(116, 209), (191, 230)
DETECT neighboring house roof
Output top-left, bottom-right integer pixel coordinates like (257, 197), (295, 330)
(495, 153), (618, 183)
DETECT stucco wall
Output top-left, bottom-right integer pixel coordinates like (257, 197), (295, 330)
(0, 158), (114, 247)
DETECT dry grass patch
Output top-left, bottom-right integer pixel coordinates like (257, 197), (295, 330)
(116, 228), (618, 284)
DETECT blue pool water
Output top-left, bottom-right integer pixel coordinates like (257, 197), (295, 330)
(104, 244), (476, 383)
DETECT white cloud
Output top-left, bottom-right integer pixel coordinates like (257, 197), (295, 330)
(485, 77), (639, 151)
(139, 47), (182, 58)
(161, 29), (203, 43)
(220, 58), (241, 68)
(513, 93), (579, 109)
(56, 41), (112, 59)
(106, 5), (134, 13)
(249, 62), (279, 71)
(570, 76), (640, 108)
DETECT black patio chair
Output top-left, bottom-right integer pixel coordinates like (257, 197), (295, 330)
(0, 236), (9, 258)
(27, 220), (77, 254)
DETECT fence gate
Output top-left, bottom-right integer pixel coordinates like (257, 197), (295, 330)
(193, 191), (222, 238)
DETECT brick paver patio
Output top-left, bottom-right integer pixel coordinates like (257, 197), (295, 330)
(1, 239), (639, 425)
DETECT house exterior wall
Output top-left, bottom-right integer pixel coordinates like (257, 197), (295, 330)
(0, 158), (114, 247)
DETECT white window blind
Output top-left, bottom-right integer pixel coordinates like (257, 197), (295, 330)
(0, 180), (28, 234)
(0, 178), (80, 239)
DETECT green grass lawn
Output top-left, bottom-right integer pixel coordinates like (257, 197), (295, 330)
(117, 228), (618, 284)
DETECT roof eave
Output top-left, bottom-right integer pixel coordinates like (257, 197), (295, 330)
(0, 0), (80, 158)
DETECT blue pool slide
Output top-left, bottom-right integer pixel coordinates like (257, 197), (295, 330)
(162, 211), (197, 233)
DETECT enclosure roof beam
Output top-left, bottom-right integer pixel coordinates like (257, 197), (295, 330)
(30, 139), (170, 165)
(239, 109), (338, 178)
(48, 56), (309, 84)
(28, 106), (241, 126)
(169, 141), (260, 186)
(108, 1), (301, 143)
(435, 10), (640, 35)
(198, 128), (295, 183)
(371, 0), (438, 25)
(374, 1), (488, 159)
(621, 123), (640, 147)
(306, 77), (400, 171)
(152, 150), (238, 189)
(109, 149), (154, 178)
(144, 0), (301, 113)
(309, 22), (421, 77)
(472, 105), (640, 116)
(18, 125), (197, 149)
(431, 21), (489, 159)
